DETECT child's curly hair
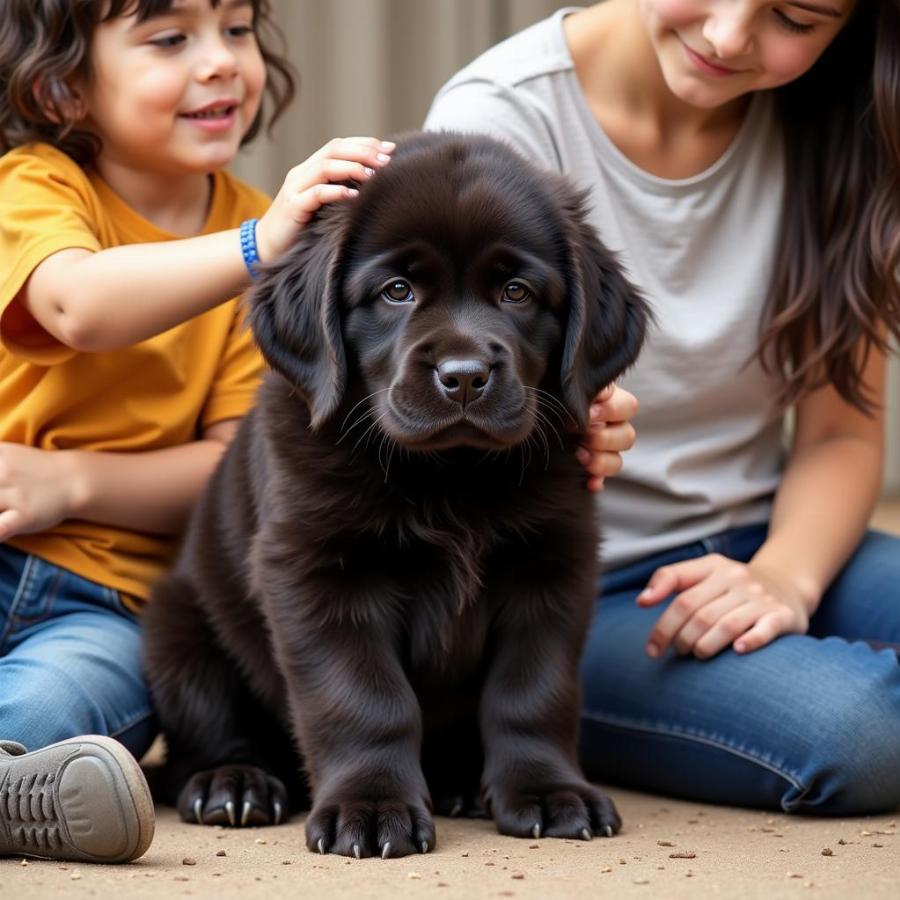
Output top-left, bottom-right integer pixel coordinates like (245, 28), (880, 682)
(0, 0), (296, 165)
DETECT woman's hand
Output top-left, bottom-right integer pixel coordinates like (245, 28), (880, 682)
(575, 384), (638, 492)
(637, 554), (813, 659)
(0, 443), (80, 541)
(255, 136), (395, 262)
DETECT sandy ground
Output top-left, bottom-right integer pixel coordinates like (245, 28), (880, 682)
(4, 794), (898, 900)
(4, 499), (899, 899)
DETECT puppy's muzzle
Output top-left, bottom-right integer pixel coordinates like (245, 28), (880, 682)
(381, 333), (533, 450)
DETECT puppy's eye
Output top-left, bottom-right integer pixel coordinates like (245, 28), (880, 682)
(382, 279), (415, 304)
(501, 282), (531, 304)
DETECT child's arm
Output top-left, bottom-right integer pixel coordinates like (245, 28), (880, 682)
(0, 419), (238, 539)
(17, 138), (393, 352)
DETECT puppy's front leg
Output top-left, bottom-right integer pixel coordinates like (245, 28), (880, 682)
(479, 582), (621, 841)
(265, 592), (433, 859)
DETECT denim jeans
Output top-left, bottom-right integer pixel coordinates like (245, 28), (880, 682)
(580, 524), (900, 815)
(0, 544), (156, 758)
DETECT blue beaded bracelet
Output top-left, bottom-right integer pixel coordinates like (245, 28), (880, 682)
(239, 217), (260, 278)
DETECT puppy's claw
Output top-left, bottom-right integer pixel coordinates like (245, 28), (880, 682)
(225, 800), (236, 827)
(580, 828), (592, 842)
(602, 824), (614, 838)
(381, 842), (391, 860)
(193, 798), (203, 825)
(273, 800), (283, 826)
(420, 840), (429, 854)
(353, 843), (361, 860)
(317, 837), (326, 855)
(240, 800), (252, 827)
(448, 798), (463, 817)
(532, 823), (541, 839)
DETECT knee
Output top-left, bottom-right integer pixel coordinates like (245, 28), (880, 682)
(786, 664), (900, 816)
(0, 659), (108, 749)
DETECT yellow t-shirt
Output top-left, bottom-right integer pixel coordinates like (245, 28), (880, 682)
(0, 143), (269, 601)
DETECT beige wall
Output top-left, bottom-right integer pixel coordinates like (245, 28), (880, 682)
(233, 0), (900, 492)
(232, 0), (559, 194)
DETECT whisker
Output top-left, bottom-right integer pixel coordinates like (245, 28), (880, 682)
(337, 406), (380, 445)
(377, 432), (389, 480)
(525, 386), (575, 425)
(532, 405), (565, 453)
(384, 435), (398, 482)
(519, 431), (536, 485)
(352, 412), (388, 455)
(337, 389), (392, 444)
(532, 415), (551, 467)
(340, 388), (391, 432)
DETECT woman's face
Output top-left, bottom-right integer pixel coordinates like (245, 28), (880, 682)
(639, 0), (856, 108)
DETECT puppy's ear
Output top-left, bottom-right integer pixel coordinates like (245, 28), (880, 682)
(247, 209), (349, 429)
(559, 191), (651, 426)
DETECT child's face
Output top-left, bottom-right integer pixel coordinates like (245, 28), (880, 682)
(76, 0), (266, 175)
(638, 0), (854, 109)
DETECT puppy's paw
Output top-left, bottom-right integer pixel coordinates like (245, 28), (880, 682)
(305, 799), (436, 858)
(177, 765), (289, 827)
(486, 780), (621, 840)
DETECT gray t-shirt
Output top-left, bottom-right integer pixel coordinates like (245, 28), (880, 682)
(424, 8), (787, 570)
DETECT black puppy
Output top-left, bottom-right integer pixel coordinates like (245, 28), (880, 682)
(143, 131), (649, 859)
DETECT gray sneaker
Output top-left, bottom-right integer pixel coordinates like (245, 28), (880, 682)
(0, 735), (154, 863)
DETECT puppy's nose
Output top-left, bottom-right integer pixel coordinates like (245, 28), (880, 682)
(435, 358), (491, 405)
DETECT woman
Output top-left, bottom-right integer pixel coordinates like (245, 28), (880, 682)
(425, 0), (900, 814)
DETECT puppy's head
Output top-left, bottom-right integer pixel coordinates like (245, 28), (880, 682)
(249, 132), (649, 450)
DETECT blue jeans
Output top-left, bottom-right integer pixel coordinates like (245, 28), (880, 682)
(580, 524), (900, 815)
(0, 545), (156, 758)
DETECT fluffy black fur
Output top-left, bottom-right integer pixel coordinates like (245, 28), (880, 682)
(142, 131), (649, 859)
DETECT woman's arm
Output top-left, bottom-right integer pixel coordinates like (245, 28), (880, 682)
(750, 349), (885, 615)
(636, 344), (886, 659)
(0, 418), (239, 539)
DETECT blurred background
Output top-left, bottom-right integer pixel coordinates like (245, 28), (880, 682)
(232, 0), (899, 500)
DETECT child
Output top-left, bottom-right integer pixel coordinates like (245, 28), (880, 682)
(426, 0), (900, 814)
(0, 0), (393, 862)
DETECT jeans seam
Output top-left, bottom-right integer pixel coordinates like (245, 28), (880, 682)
(104, 586), (138, 621)
(0, 554), (36, 649)
(581, 709), (808, 795)
(8, 557), (61, 629)
(40, 568), (64, 618)
(109, 708), (156, 741)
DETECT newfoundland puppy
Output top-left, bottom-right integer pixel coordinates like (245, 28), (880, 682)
(143, 131), (649, 859)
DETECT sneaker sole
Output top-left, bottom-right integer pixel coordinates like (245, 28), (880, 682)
(0, 735), (154, 863)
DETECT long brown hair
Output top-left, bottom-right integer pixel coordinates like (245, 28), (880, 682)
(762, 0), (900, 412)
(0, 0), (296, 167)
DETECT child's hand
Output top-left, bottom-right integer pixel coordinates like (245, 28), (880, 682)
(574, 384), (638, 492)
(255, 137), (395, 263)
(636, 555), (812, 660)
(0, 443), (79, 540)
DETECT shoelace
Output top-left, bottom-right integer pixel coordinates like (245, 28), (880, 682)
(1, 770), (63, 852)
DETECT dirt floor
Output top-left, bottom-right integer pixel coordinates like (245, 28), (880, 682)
(5, 793), (898, 900)
(4, 499), (900, 899)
